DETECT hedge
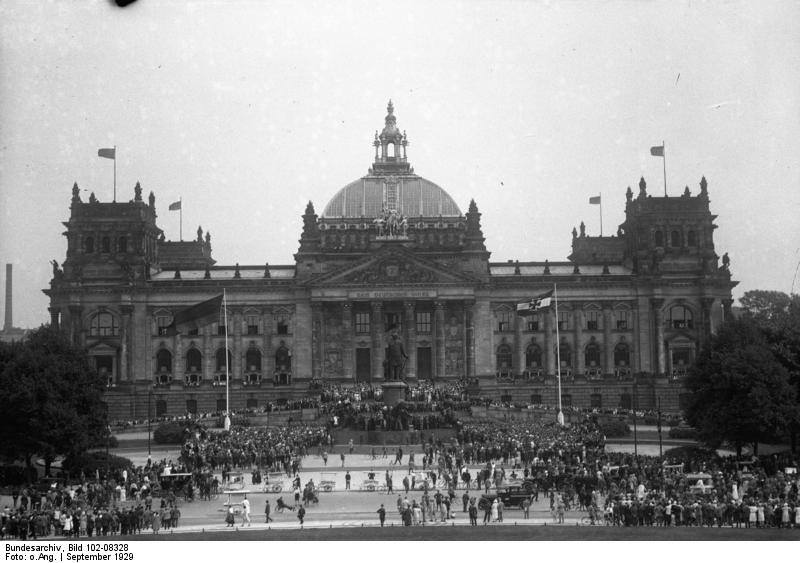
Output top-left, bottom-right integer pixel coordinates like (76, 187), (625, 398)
(668, 427), (699, 440)
(62, 452), (134, 476)
(153, 421), (189, 444)
(599, 419), (631, 438)
(0, 465), (33, 486)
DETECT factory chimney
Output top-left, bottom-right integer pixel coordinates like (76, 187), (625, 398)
(4, 264), (11, 331)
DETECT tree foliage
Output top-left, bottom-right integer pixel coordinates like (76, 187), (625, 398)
(683, 317), (800, 452)
(0, 326), (108, 472)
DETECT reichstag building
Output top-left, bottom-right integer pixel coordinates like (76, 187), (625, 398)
(44, 102), (737, 420)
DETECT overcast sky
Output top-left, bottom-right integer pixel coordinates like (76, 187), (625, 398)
(1, 0), (799, 329)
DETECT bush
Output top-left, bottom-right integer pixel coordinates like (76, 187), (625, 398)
(663, 444), (719, 464)
(153, 421), (188, 444)
(62, 451), (134, 476)
(599, 419), (631, 438)
(0, 465), (31, 486)
(668, 427), (699, 440)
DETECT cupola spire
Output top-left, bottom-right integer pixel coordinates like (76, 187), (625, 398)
(370, 100), (411, 175)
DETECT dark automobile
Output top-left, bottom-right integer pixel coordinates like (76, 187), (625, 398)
(477, 485), (532, 511)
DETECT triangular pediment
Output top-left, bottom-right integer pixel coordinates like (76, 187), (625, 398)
(306, 248), (479, 287)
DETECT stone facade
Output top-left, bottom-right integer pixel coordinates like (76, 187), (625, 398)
(44, 102), (737, 419)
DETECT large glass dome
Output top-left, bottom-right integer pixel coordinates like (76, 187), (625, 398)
(322, 175), (462, 219)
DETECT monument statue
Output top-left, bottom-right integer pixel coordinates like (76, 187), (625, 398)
(386, 332), (408, 381)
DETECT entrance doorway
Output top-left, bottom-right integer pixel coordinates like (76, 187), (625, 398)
(356, 348), (371, 382)
(417, 347), (432, 379)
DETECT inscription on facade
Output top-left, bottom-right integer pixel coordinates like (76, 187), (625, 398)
(348, 290), (437, 300)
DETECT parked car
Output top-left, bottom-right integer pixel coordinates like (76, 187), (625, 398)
(477, 485), (532, 511)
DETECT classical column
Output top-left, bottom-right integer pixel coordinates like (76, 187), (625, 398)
(514, 309), (525, 377)
(573, 304), (583, 376)
(370, 301), (384, 382)
(700, 297), (715, 346)
(203, 322), (213, 383)
(262, 306), (273, 381)
(465, 303), (476, 379)
(722, 298), (734, 323)
(602, 302), (613, 375)
(120, 304), (133, 382)
(342, 303), (354, 380)
(403, 301), (417, 380)
(232, 308), (243, 381)
(312, 303), (323, 380)
(434, 301), (446, 379)
(48, 307), (60, 330)
(68, 305), (83, 346)
(544, 306), (554, 376)
(651, 299), (665, 376)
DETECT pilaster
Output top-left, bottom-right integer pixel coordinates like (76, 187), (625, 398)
(403, 301), (417, 380)
(434, 301), (446, 379)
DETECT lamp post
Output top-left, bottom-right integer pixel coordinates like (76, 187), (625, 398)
(632, 382), (638, 459)
(147, 390), (153, 460)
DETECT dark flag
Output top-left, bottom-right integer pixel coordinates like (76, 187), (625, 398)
(650, 145), (664, 157)
(166, 294), (224, 335)
(98, 147), (116, 159)
(515, 289), (554, 317)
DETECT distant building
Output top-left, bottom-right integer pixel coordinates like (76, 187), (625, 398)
(45, 102), (737, 419)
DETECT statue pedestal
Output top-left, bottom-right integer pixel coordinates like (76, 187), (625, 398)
(381, 381), (408, 407)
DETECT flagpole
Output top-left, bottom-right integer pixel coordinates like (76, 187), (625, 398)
(554, 283), (564, 426)
(113, 145), (117, 202)
(662, 140), (667, 196)
(224, 288), (230, 431)
(179, 197), (183, 242)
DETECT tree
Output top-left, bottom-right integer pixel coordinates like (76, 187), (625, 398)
(739, 290), (800, 451)
(683, 317), (800, 455)
(0, 326), (108, 476)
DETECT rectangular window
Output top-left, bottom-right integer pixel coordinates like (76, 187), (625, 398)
(246, 315), (259, 335)
(558, 311), (570, 331)
(615, 310), (629, 330)
(187, 328), (199, 336)
(355, 312), (371, 334)
(276, 313), (289, 335)
(416, 311), (431, 334)
(527, 314), (539, 331)
(586, 310), (600, 331)
(561, 394), (572, 408)
(157, 316), (171, 336)
(590, 393), (602, 409)
(530, 394), (542, 405)
(498, 310), (513, 332)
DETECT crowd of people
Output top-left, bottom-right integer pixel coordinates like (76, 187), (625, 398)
(3, 384), (800, 538)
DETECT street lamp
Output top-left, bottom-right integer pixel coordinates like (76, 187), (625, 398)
(147, 390), (153, 460)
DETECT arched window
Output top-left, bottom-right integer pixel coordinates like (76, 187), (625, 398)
(614, 342), (630, 367)
(90, 312), (119, 336)
(557, 342), (571, 368)
(101, 236), (111, 253)
(85, 237), (95, 253)
(216, 348), (232, 372)
(246, 348), (262, 371)
(186, 348), (202, 372)
(667, 305), (694, 329)
(585, 343), (601, 367)
(687, 231), (698, 247)
(496, 344), (513, 372)
(525, 344), (542, 369)
(156, 349), (172, 373)
(671, 230), (681, 247)
(186, 399), (198, 414)
(118, 236), (128, 253)
(387, 142), (395, 158)
(654, 231), (664, 247)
